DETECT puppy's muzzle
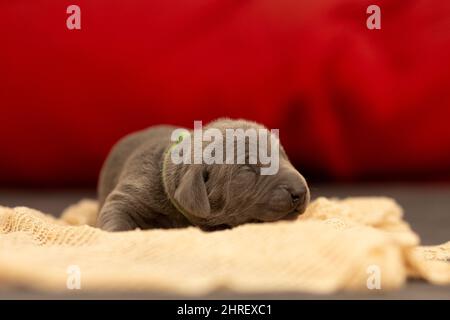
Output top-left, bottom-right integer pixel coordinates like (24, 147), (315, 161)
(283, 177), (310, 216)
(260, 172), (310, 222)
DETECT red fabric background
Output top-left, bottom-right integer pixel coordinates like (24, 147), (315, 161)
(1, 0), (449, 186)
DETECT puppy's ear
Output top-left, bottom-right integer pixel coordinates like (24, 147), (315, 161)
(174, 165), (210, 218)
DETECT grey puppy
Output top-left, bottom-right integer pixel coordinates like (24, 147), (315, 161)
(97, 118), (310, 231)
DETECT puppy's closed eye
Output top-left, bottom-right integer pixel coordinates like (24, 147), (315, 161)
(239, 165), (259, 175)
(202, 170), (210, 183)
(232, 165), (257, 189)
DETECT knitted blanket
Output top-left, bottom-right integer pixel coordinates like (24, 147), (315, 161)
(0, 197), (449, 294)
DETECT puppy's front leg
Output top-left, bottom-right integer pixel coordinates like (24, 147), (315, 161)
(98, 211), (137, 232)
(97, 191), (140, 232)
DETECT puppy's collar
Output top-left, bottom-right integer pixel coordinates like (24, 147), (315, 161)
(161, 132), (192, 221)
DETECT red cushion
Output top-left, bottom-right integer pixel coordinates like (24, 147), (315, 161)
(1, 0), (449, 186)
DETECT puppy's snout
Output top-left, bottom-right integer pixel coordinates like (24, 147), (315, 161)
(286, 177), (310, 212)
(289, 187), (307, 205)
(257, 168), (310, 223)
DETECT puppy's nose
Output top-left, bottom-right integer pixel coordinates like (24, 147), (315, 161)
(285, 173), (309, 211)
(289, 186), (307, 206)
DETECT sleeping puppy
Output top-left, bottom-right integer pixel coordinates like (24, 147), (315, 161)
(97, 118), (310, 231)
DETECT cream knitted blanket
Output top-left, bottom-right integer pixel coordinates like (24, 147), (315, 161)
(0, 197), (449, 294)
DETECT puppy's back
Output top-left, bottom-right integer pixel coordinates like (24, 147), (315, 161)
(97, 125), (176, 208)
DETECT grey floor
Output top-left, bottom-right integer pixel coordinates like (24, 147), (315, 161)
(1, 183), (449, 299)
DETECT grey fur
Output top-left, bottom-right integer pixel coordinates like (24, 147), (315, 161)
(97, 118), (310, 231)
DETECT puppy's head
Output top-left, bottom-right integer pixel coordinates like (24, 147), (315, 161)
(168, 119), (310, 230)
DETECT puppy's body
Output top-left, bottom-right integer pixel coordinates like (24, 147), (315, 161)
(98, 119), (309, 232)
(98, 125), (190, 231)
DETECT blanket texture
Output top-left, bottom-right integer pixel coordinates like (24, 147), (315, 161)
(0, 197), (449, 294)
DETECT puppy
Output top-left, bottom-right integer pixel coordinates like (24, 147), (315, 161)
(97, 118), (310, 231)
